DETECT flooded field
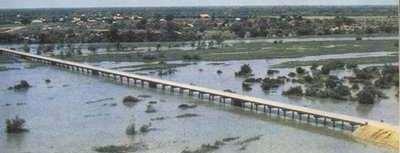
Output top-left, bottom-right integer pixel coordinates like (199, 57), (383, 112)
(0, 49), (398, 153)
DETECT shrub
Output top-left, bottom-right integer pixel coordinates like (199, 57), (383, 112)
(242, 82), (252, 91)
(305, 86), (321, 97)
(123, 96), (140, 103)
(334, 85), (351, 97)
(244, 78), (260, 83)
(310, 63), (319, 70)
(261, 77), (284, 90)
(288, 72), (296, 77)
(303, 75), (314, 84)
(6, 116), (28, 133)
(346, 63), (358, 69)
(178, 104), (197, 110)
(235, 64), (252, 77)
(125, 123), (136, 135)
(351, 84), (360, 90)
(139, 123), (152, 133)
(9, 80), (31, 90)
(357, 86), (387, 104)
(267, 69), (279, 75)
(282, 86), (303, 96)
(354, 66), (380, 80)
(296, 67), (305, 74)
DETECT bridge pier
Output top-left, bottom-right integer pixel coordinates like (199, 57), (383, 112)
(179, 88), (184, 94)
(149, 82), (157, 88)
(231, 99), (244, 107)
(284, 109), (288, 118)
(92, 70), (99, 76)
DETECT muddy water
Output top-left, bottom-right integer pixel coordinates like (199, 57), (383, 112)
(0, 61), (396, 153)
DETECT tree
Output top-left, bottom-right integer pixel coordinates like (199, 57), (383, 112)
(20, 18), (31, 25)
(282, 86), (304, 96)
(296, 67), (306, 74)
(235, 64), (253, 76)
(261, 77), (284, 90)
(6, 116), (28, 133)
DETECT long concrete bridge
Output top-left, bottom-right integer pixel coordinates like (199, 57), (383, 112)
(0, 48), (371, 131)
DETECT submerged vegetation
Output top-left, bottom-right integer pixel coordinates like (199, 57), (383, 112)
(5, 116), (28, 133)
(8, 80), (31, 90)
(279, 62), (398, 104)
(235, 64), (253, 77)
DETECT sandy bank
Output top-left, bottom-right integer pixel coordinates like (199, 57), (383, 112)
(353, 121), (399, 150)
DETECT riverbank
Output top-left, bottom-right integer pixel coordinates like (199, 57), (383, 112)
(272, 55), (399, 68)
(353, 122), (399, 150)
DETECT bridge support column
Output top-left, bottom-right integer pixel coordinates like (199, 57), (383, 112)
(350, 123), (355, 131)
(292, 111), (295, 119)
(314, 115), (320, 125)
(283, 109), (288, 118)
(231, 99), (244, 107)
(92, 70), (99, 76)
(298, 113), (303, 121)
(149, 82), (157, 88)
(341, 121), (344, 129)
(332, 120), (336, 128)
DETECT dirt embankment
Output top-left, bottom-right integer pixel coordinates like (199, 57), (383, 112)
(353, 122), (399, 150)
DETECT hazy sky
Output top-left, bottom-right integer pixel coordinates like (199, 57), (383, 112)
(0, 0), (397, 9)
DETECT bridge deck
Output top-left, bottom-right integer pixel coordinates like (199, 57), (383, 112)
(1, 48), (372, 128)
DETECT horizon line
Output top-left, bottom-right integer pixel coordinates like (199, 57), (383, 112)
(0, 4), (397, 10)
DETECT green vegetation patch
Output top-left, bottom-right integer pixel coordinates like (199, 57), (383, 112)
(272, 55), (399, 68)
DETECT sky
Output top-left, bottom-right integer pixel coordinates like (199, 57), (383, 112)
(0, 0), (397, 9)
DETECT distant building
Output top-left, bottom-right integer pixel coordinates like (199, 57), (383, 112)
(31, 20), (43, 24)
(200, 14), (210, 18)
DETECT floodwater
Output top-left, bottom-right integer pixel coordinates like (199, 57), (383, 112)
(0, 51), (398, 153)
(97, 52), (399, 124)
(0, 60), (396, 153)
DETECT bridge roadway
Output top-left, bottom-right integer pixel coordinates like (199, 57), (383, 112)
(1, 48), (370, 131)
